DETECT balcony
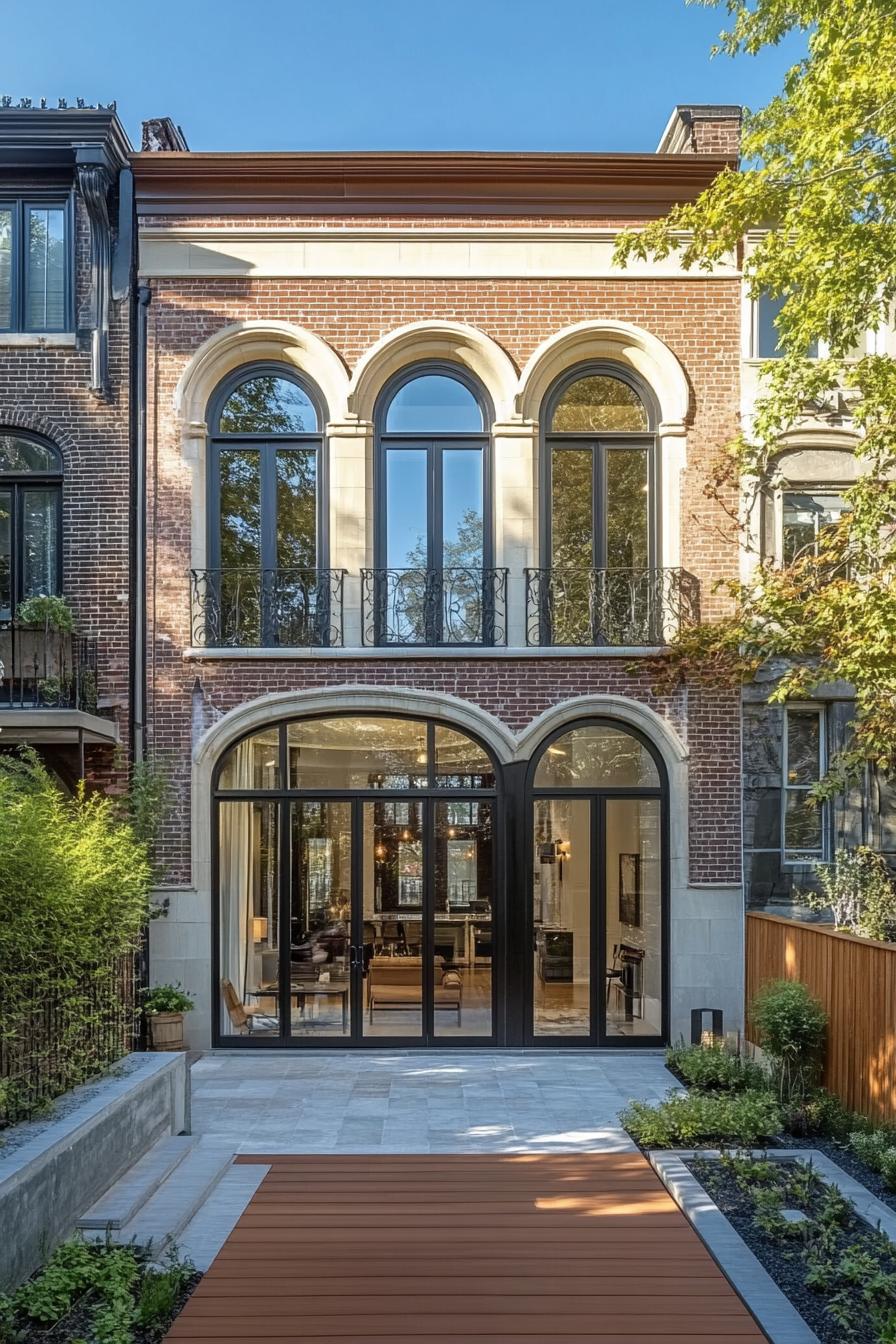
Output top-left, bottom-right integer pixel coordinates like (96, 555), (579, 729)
(361, 568), (508, 647)
(191, 569), (347, 649)
(525, 568), (700, 647)
(0, 623), (98, 711)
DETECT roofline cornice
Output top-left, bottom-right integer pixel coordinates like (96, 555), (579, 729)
(130, 150), (736, 217)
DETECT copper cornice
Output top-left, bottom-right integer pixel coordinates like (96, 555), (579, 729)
(131, 150), (735, 217)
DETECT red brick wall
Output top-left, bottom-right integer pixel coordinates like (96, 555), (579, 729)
(143, 243), (742, 888)
(0, 199), (131, 772)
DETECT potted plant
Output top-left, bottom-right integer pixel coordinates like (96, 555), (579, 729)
(143, 983), (195, 1051)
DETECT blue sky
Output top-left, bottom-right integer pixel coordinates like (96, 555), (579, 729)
(4, 0), (805, 152)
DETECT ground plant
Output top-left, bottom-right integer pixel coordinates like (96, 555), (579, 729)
(142, 985), (195, 1016)
(691, 1153), (896, 1342)
(0, 752), (153, 1127)
(620, 1089), (782, 1147)
(665, 1040), (767, 1092)
(0, 1239), (198, 1344)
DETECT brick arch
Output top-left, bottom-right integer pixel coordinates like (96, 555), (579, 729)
(0, 410), (80, 471)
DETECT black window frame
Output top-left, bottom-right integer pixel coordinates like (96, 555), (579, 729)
(207, 361), (329, 575)
(0, 428), (64, 620)
(374, 362), (494, 574)
(0, 194), (75, 335)
(540, 362), (660, 570)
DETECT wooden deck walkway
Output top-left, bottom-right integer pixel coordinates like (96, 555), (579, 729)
(165, 1154), (767, 1343)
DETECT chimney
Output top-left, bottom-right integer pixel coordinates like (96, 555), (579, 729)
(657, 105), (742, 159)
(141, 117), (189, 151)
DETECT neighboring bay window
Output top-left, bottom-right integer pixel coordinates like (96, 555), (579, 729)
(0, 200), (71, 333)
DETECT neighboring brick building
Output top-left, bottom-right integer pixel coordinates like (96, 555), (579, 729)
(134, 105), (748, 1050)
(0, 104), (134, 791)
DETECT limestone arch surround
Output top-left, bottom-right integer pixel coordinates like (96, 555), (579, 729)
(515, 320), (692, 574)
(171, 320), (351, 571)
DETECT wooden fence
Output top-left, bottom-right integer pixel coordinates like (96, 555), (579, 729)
(746, 912), (896, 1124)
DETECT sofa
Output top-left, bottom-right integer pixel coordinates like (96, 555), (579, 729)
(367, 957), (463, 1026)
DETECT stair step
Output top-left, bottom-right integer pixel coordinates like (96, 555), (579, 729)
(105, 1147), (234, 1253)
(78, 1136), (198, 1231)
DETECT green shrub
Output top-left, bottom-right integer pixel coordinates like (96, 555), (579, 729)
(143, 984), (195, 1016)
(750, 979), (827, 1106)
(0, 752), (153, 1126)
(666, 1041), (767, 1092)
(620, 1089), (783, 1147)
(15, 592), (76, 633)
(802, 846), (896, 943)
(849, 1129), (892, 1170)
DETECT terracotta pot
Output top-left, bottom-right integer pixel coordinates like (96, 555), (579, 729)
(149, 1011), (186, 1051)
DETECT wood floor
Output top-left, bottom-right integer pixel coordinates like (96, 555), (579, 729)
(165, 1154), (767, 1343)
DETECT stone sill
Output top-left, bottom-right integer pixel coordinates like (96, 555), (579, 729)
(0, 332), (77, 348)
(183, 644), (664, 661)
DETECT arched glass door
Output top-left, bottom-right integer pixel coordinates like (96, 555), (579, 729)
(214, 713), (499, 1046)
(528, 721), (667, 1045)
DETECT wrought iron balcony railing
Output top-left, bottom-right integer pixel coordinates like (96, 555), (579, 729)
(362, 567), (508, 647)
(190, 568), (346, 648)
(525, 567), (700, 647)
(0, 623), (99, 711)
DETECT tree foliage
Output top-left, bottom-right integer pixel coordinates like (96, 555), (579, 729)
(0, 752), (152, 1126)
(615, 0), (896, 792)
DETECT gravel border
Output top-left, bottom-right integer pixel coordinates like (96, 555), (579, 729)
(649, 1150), (817, 1344)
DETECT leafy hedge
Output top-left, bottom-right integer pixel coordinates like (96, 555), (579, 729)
(0, 753), (152, 1127)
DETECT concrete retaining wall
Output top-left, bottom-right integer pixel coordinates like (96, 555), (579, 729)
(0, 1052), (188, 1288)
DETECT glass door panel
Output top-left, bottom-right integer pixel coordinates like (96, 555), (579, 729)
(384, 447), (428, 642)
(605, 798), (662, 1038)
(550, 448), (594, 645)
(218, 799), (280, 1039)
(217, 447), (262, 644)
(22, 490), (58, 598)
(434, 800), (492, 1038)
(441, 447), (484, 643)
(362, 799), (424, 1038)
(289, 802), (352, 1039)
(532, 798), (591, 1036)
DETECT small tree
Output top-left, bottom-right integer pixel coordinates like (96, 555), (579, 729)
(802, 847), (896, 942)
(750, 979), (827, 1108)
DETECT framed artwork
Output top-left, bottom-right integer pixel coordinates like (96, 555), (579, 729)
(619, 852), (641, 927)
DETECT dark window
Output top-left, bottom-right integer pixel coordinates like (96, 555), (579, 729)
(782, 490), (849, 564)
(754, 292), (818, 359)
(0, 200), (71, 333)
(0, 431), (63, 621)
(783, 706), (826, 862)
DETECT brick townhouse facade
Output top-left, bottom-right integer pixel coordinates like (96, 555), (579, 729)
(134, 106), (748, 1050)
(0, 105), (134, 791)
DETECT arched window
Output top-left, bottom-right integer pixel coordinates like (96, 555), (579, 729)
(371, 365), (497, 646)
(537, 365), (658, 646)
(528, 719), (666, 1045)
(0, 430), (63, 622)
(206, 365), (327, 646)
(214, 712), (498, 1047)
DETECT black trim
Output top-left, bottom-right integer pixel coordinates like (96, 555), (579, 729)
(0, 428), (64, 617)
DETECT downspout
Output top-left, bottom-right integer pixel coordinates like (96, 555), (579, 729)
(132, 281), (150, 766)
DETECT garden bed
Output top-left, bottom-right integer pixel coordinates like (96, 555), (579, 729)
(0, 1239), (200, 1344)
(683, 1152), (896, 1343)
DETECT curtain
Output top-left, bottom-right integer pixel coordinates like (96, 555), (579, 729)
(219, 742), (254, 1031)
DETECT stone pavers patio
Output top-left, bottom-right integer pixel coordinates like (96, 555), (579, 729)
(189, 1050), (676, 1154)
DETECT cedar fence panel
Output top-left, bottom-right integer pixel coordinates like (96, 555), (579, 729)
(746, 912), (896, 1124)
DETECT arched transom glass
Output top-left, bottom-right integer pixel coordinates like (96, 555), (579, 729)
(218, 714), (496, 792)
(217, 374), (319, 435)
(550, 374), (650, 434)
(534, 723), (661, 789)
(0, 431), (63, 621)
(384, 373), (484, 434)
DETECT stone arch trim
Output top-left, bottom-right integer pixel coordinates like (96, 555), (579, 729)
(515, 694), (688, 775)
(515, 320), (690, 430)
(173, 320), (351, 455)
(347, 321), (518, 424)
